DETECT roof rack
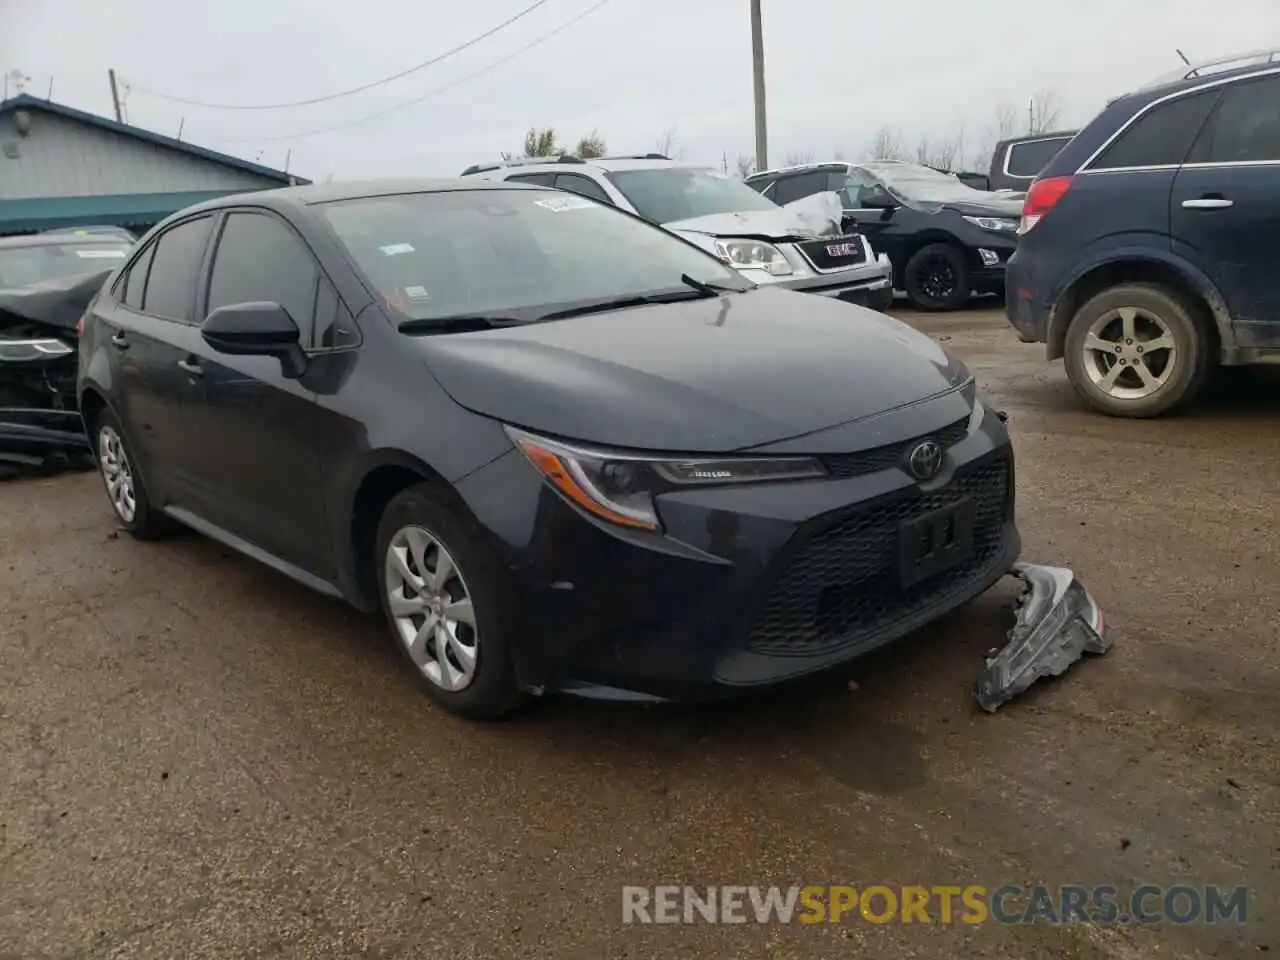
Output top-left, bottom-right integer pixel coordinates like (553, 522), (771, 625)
(1137, 46), (1280, 90)
(596, 153), (670, 161)
(459, 155), (586, 176)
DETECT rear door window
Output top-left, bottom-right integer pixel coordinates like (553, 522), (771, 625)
(554, 173), (612, 204)
(1185, 74), (1280, 164)
(1005, 137), (1072, 177)
(141, 215), (214, 322)
(122, 243), (155, 309)
(770, 171), (828, 205)
(1089, 88), (1221, 171)
(505, 172), (556, 186)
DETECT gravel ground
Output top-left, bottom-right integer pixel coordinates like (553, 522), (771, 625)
(1, 304), (1276, 959)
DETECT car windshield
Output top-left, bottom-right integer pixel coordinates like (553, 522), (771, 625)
(320, 188), (752, 323)
(859, 162), (985, 203)
(0, 241), (131, 289)
(605, 167), (779, 224)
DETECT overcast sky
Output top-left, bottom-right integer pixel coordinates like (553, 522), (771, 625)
(3, 0), (1280, 181)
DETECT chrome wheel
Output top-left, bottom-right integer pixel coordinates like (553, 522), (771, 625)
(1081, 306), (1177, 400)
(98, 425), (136, 523)
(384, 525), (478, 692)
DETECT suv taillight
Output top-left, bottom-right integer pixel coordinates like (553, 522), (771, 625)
(1019, 176), (1074, 235)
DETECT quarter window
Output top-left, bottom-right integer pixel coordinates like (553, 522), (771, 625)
(554, 173), (612, 204)
(142, 216), (214, 322)
(1186, 74), (1280, 164)
(506, 172), (556, 186)
(207, 212), (319, 342)
(1089, 89), (1220, 171)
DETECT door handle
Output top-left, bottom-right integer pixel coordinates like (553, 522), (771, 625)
(1181, 197), (1234, 209)
(177, 358), (203, 377)
(110, 331), (129, 349)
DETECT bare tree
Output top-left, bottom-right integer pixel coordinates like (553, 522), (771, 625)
(969, 102), (1022, 169)
(574, 129), (607, 159)
(783, 149), (816, 166)
(866, 126), (906, 160)
(734, 154), (756, 178)
(1029, 87), (1065, 134)
(915, 130), (963, 171)
(833, 148), (847, 162)
(654, 127), (683, 159)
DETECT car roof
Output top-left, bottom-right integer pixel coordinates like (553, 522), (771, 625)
(174, 177), (547, 217)
(465, 157), (710, 176)
(0, 232), (134, 250)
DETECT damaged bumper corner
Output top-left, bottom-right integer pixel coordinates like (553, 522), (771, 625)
(974, 562), (1112, 713)
(0, 408), (91, 477)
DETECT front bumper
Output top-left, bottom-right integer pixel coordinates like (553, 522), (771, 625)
(457, 401), (1020, 702)
(0, 408), (91, 471)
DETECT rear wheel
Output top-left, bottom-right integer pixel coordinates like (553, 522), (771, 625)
(1063, 282), (1213, 418)
(903, 243), (970, 311)
(375, 482), (524, 720)
(91, 408), (174, 538)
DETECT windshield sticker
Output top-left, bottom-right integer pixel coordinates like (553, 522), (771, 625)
(404, 285), (431, 301)
(534, 196), (596, 213)
(380, 242), (415, 256)
(75, 249), (128, 258)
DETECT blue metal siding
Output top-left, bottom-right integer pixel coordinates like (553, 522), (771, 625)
(0, 109), (282, 200)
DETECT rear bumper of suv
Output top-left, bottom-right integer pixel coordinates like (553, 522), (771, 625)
(1003, 249), (1051, 344)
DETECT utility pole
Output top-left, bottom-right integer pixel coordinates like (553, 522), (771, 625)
(750, 0), (768, 172)
(108, 69), (122, 123)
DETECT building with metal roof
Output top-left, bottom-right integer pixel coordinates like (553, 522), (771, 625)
(0, 94), (309, 237)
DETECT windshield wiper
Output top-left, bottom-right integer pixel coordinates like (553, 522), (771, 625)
(397, 315), (528, 334)
(680, 274), (743, 297)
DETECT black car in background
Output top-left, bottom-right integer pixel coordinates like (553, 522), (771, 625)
(746, 161), (1023, 311)
(986, 131), (1079, 193)
(78, 178), (1019, 720)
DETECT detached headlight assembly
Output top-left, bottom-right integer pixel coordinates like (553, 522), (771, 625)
(962, 215), (1019, 233)
(0, 338), (74, 362)
(713, 239), (793, 277)
(506, 426), (827, 531)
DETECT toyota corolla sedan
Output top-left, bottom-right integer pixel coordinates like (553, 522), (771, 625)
(78, 178), (1020, 720)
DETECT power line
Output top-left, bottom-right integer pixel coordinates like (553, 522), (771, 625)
(123, 0), (550, 111)
(211, 0), (614, 144)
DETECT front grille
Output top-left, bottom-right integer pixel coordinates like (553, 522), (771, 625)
(821, 416), (970, 480)
(795, 235), (868, 272)
(743, 452), (1011, 658)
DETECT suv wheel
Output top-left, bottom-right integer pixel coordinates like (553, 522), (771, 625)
(375, 482), (523, 720)
(903, 243), (970, 311)
(1063, 282), (1213, 418)
(92, 408), (174, 539)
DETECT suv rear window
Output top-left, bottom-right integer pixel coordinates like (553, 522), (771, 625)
(1005, 137), (1071, 177)
(1089, 88), (1220, 171)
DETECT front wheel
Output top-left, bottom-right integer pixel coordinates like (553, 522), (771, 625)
(903, 243), (971, 311)
(1063, 282), (1213, 418)
(375, 482), (524, 720)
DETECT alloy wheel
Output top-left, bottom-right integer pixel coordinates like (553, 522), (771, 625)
(1080, 306), (1177, 400)
(384, 524), (479, 692)
(917, 255), (957, 303)
(98, 425), (137, 523)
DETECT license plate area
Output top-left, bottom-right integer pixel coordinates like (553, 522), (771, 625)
(897, 498), (975, 587)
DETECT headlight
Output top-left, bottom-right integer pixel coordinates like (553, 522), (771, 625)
(713, 239), (793, 277)
(506, 426), (827, 531)
(962, 216), (1019, 233)
(0, 338), (74, 361)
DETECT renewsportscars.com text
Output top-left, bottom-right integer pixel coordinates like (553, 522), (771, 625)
(621, 884), (1249, 926)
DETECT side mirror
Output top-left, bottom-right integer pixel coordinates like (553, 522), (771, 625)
(201, 302), (307, 379)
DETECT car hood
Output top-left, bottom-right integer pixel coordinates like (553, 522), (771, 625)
(414, 287), (971, 453)
(935, 196), (1025, 218)
(662, 201), (841, 242)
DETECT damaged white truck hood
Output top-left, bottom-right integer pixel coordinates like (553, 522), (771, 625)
(663, 191), (846, 241)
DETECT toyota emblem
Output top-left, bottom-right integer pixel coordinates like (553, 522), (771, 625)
(906, 439), (944, 481)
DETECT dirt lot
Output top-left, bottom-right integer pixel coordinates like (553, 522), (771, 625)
(2, 305), (1276, 959)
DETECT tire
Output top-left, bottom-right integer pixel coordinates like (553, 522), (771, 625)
(1063, 282), (1213, 418)
(90, 407), (174, 539)
(374, 481), (524, 720)
(903, 243), (970, 311)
